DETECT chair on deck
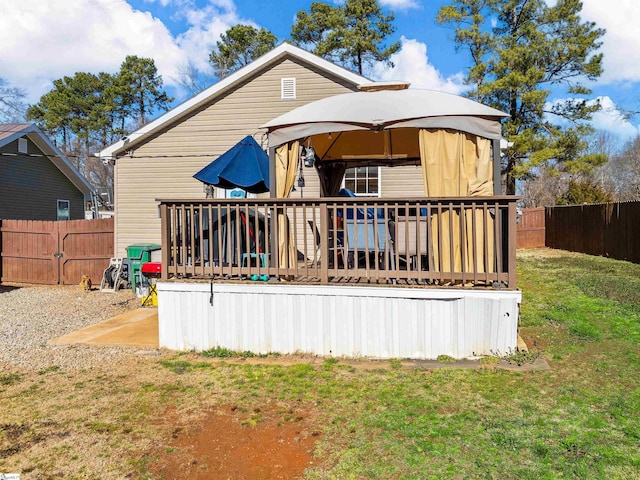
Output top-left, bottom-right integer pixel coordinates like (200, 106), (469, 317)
(229, 188), (246, 198)
(228, 189), (266, 269)
(337, 189), (394, 269)
(393, 209), (431, 271)
(304, 220), (323, 267)
(344, 216), (394, 269)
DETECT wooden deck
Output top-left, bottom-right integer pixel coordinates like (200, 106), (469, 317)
(158, 196), (519, 289)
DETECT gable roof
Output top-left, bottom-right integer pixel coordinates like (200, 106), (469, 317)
(98, 43), (370, 159)
(0, 123), (95, 196)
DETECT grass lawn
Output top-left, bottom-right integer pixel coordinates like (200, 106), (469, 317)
(2, 248), (640, 478)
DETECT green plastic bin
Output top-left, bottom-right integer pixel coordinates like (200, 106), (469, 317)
(127, 244), (161, 293)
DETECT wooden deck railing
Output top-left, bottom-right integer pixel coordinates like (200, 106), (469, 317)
(158, 196), (518, 289)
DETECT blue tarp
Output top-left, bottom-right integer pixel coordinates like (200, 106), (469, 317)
(193, 135), (270, 194)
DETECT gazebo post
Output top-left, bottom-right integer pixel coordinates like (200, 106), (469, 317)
(492, 138), (502, 195)
(268, 146), (277, 271)
(269, 146), (276, 199)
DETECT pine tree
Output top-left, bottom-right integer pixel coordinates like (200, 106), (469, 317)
(26, 56), (172, 189)
(438, 0), (605, 194)
(116, 56), (173, 127)
(209, 25), (278, 78)
(291, 0), (400, 75)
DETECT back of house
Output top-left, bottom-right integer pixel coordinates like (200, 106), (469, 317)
(101, 44), (428, 257)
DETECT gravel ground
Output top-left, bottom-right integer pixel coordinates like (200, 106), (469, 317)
(0, 284), (146, 372)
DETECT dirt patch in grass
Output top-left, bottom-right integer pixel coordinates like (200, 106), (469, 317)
(149, 404), (321, 479)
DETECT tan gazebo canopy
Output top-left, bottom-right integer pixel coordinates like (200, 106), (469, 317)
(263, 88), (507, 149)
(261, 87), (510, 274)
(261, 87), (508, 197)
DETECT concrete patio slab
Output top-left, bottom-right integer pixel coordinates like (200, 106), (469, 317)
(51, 308), (158, 348)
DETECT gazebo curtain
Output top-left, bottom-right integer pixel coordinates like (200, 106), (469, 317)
(419, 129), (495, 275)
(275, 141), (300, 270)
(273, 131), (495, 277)
(317, 163), (347, 197)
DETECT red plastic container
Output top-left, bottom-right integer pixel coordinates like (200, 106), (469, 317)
(141, 262), (161, 277)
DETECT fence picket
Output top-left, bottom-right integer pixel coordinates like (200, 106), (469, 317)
(545, 201), (640, 263)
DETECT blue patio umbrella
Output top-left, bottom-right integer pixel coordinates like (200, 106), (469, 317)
(193, 135), (270, 194)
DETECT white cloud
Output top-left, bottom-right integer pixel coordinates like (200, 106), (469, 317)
(0, 0), (182, 102)
(380, 0), (420, 10)
(174, 2), (254, 75)
(544, 0), (640, 85)
(0, 0), (246, 103)
(547, 96), (640, 139)
(371, 37), (466, 95)
(580, 0), (640, 84)
(143, 0), (177, 6)
(590, 96), (640, 138)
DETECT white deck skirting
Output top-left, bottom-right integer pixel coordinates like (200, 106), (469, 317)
(157, 282), (521, 359)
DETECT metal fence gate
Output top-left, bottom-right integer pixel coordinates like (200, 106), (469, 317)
(0, 218), (114, 285)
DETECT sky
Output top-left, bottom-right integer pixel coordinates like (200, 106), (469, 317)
(1, 0), (639, 142)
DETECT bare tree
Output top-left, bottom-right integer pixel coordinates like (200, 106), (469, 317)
(84, 155), (113, 190)
(176, 60), (215, 96)
(581, 130), (619, 196)
(519, 169), (567, 207)
(0, 77), (27, 123)
(605, 136), (640, 201)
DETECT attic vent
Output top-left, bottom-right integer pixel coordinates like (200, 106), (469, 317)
(281, 78), (296, 100)
(18, 138), (27, 154)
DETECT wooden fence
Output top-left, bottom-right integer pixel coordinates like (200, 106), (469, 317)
(516, 207), (546, 249)
(545, 201), (640, 263)
(0, 218), (114, 285)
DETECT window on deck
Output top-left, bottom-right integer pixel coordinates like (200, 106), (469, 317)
(343, 166), (381, 197)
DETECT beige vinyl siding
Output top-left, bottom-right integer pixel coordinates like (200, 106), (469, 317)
(0, 138), (85, 220)
(380, 165), (425, 198)
(115, 57), (358, 256)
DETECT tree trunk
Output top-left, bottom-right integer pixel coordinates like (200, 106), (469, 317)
(505, 157), (517, 195)
(139, 98), (145, 126)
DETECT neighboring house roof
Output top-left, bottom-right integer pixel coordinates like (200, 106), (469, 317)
(98, 42), (371, 160)
(0, 123), (95, 196)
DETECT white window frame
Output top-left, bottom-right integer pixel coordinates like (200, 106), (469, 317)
(57, 199), (70, 221)
(342, 166), (382, 197)
(18, 138), (27, 154)
(281, 78), (296, 100)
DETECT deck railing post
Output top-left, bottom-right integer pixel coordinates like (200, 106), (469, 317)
(320, 202), (329, 283)
(160, 203), (170, 281)
(507, 200), (517, 289)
